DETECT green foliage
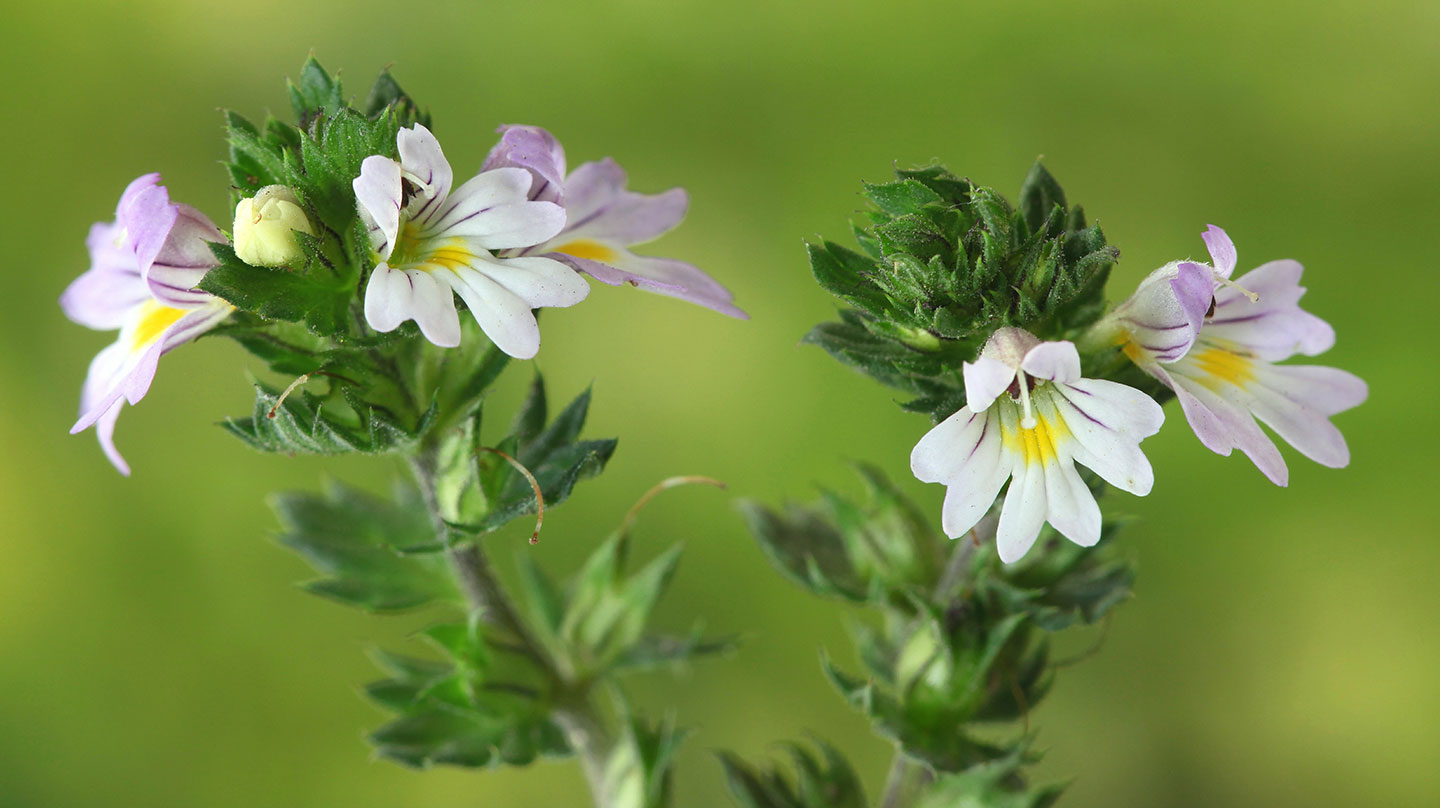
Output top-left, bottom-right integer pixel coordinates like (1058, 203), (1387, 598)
(738, 463), (946, 605)
(718, 739), (867, 808)
(437, 375), (619, 535)
(364, 613), (570, 769)
(913, 749), (1066, 808)
(744, 465), (1133, 789)
(271, 480), (455, 612)
(805, 162), (1120, 421)
(602, 712), (691, 808)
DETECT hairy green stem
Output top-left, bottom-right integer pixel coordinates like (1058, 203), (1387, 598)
(408, 447), (616, 808)
(877, 535), (978, 808)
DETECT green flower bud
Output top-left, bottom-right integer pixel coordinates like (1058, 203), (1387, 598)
(233, 185), (314, 267)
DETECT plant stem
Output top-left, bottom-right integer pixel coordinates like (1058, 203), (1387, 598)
(407, 448), (616, 808)
(877, 535), (978, 808)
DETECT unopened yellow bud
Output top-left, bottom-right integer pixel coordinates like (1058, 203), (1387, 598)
(233, 186), (314, 267)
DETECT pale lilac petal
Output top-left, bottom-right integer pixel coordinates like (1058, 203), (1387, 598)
(93, 399), (129, 476)
(1021, 341), (1081, 383)
(117, 173), (162, 216)
(443, 266), (543, 359)
(1114, 262), (1211, 363)
(910, 408), (1010, 538)
(1042, 458), (1102, 548)
(1245, 364), (1366, 468)
(1202, 224), (1237, 278)
(1207, 259), (1336, 360)
(61, 222), (148, 330)
(480, 125), (567, 205)
(560, 159), (688, 246)
(961, 356), (1016, 412)
(1156, 364), (1289, 486)
(467, 254), (590, 309)
(996, 463), (1047, 563)
(1052, 380), (1162, 495)
(143, 203), (225, 307)
(429, 174), (566, 249)
(397, 124), (454, 226)
(550, 251), (748, 319)
(354, 156), (403, 259)
(119, 183), (180, 280)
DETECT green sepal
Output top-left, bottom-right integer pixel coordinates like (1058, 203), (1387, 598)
(602, 709), (691, 808)
(364, 69), (431, 128)
(198, 242), (353, 336)
(718, 737), (867, 808)
(914, 747), (1065, 808)
(288, 56), (346, 127)
(270, 479), (454, 613)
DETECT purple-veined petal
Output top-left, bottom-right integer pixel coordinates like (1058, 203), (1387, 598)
(466, 254), (590, 309)
(143, 203), (225, 307)
(962, 356), (1015, 412)
(559, 159), (688, 246)
(481, 125), (567, 205)
(1242, 363), (1366, 468)
(61, 222), (149, 330)
(550, 249), (748, 319)
(355, 156), (403, 259)
(910, 407), (1010, 538)
(443, 266), (543, 359)
(1114, 262), (1212, 363)
(1042, 455), (1102, 548)
(364, 264), (462, 347)
(397, 124), (454, 226)
(428, 169), (566, 248)
(1021, 341), (1081, 383)
(1206, 259), (1336, 360)
(1202, 224), (1237, 279)
(119, 182), (180, 280)
(996, 461), (1047, 563)
(1154, 362), (1290, 486)
(1051, 380), (1162, 496)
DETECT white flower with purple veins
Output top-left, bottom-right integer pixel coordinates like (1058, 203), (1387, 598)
(1105, 225), (1367, 486)
(911, 328), (1164, 563)
(482, 125), (747, 319)
(354, 124), (589, 358)
(60, 174), (233, 475)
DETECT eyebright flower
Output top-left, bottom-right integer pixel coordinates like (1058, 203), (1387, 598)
(354, 124), (587, 357)
(60, 174), (233, 475)
(910, 328), (1163, 563)
(1100, 225), (1367, 486)
(233, 185), (314, 267)
(482, 125), (746, 319)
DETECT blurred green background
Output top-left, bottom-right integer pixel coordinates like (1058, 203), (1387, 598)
(3, 0), (1436, 805)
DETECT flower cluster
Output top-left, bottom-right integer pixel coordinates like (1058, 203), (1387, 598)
(61, 63), (744, 474)
(910, 224), (1366, 561)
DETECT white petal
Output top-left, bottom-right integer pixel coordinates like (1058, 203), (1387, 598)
(435, 198), (567, 251)
(467, 254), (590, 309)
(1042, 457), (1102, 547)
(397, 124), (454, 225)
(1021, 341), (1081, 383)
(364, 264), (461, 346)
(1051, 380), (1162, 496)
(443, 266), (543, 359)
(404, 270), (463, 348)
(910, 408), (1010, 539)
(996, 463), (1047, 563)
(354, 156), (402, 259)
(962, 356), (1015, 412)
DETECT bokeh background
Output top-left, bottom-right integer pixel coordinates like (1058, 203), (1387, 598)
(3, 1), (1437, 806)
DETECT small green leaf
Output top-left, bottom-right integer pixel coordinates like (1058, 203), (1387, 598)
(288, 56), (346, 124)
(1018, 160), (1067, 236)
(271, 480), (453, 612)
